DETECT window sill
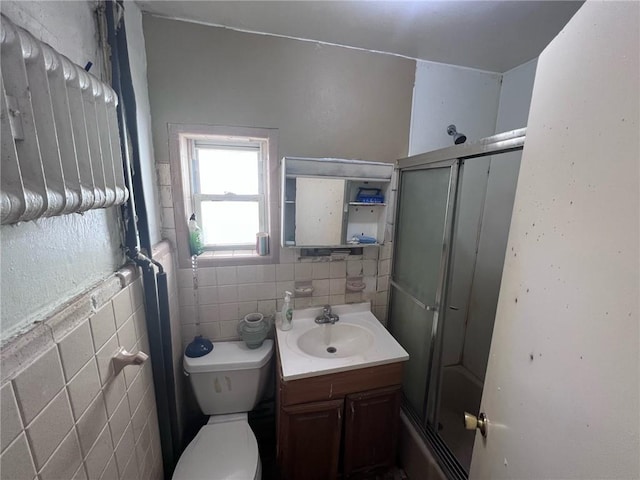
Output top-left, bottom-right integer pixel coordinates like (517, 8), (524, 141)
(206, 249), (257, 258)
(190, 249), (278, 267)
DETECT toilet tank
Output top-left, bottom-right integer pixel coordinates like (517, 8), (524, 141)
(183, 340), (273, 415)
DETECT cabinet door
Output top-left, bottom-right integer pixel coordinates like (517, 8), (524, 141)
(295, 177), (346, 246)
(344, 386), (402, 478)
(279, 399), (344, 480)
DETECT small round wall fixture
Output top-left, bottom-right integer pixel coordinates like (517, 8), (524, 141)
(447, 124), (467, 145)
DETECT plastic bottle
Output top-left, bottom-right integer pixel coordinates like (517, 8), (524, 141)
(281, 291), (293, 331)
(188, 214), (204, 256)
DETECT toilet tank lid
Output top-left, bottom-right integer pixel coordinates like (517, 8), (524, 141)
(184, 340), (273, 374)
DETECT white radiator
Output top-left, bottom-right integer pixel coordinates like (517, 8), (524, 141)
(0, 14), (128, 225)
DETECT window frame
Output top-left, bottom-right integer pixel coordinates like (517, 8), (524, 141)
(168, 124), (279, 268)
(191, 139), (266, 250)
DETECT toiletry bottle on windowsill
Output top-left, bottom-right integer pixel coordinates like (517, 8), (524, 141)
(281, 291), (293, 331)
(188, 214), (204, 257)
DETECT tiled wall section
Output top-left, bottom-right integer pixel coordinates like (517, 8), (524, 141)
(0, 268), (162, 480)
(156, 163), (176, 249)
(175, 244), (393, 348)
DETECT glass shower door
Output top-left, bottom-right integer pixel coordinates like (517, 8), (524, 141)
(389, 161), (459, 422)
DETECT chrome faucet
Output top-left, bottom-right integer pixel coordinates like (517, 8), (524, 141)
(315, 305), (340, 325)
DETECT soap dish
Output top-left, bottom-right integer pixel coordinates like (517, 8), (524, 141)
(294, 285), (314, 296)
(346, 280), (366, 292)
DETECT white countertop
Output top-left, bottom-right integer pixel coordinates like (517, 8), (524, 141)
(275, 302), (409, 381)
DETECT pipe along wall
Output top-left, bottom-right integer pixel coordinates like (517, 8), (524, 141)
(105, 2), (179, 477)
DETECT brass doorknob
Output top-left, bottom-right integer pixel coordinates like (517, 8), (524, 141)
(464, 412), (488, 438)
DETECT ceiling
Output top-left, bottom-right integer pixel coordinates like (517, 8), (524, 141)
(136, 1), (583, 73)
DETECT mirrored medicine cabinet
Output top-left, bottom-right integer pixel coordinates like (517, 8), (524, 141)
(281, 157), (394, 248)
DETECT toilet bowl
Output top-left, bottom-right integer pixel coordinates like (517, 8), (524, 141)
(173, 340), (273, 480)
(172, 414), (261, 480)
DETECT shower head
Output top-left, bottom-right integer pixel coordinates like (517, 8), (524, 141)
(447, 124), (467, 145)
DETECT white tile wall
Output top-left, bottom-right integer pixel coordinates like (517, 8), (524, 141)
(0, 271), (163, 480)
(1, 433), (37, 479)
(159, 186), (173, 208)
(59, 321), (95, 380)
(294, 263), (312, 281)
(275, 264), (294, 282)
(0, 383), (23, 452)
(26, 389), (74, 469)
(84, 425), (113, 479)
(90, 305), (117, 352)
(330, 278), (346, 295)
(38, 428), (83, 480)
(346, 260), (363, 277)
(236, 265), (257, 283)
(216, 266), (237, 285)
(311, 262), (330, 280)
(68, 359), (102, 419)
(111, 289), (133, 329)
(13, 347), (65, 426)
(175, 246), (387, 347)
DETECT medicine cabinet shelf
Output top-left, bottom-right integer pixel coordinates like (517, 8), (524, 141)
(348, 202), (387, 206)
(281, 157), (393, 248)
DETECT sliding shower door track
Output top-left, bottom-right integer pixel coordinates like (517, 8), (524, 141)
(402, 402), (468, 480)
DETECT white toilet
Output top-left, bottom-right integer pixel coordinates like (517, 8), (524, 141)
(173, 339), (274, 480)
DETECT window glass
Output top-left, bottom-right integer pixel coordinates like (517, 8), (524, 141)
(169, 124), (277, 264)
(196, 148), (259, 195)
(200, 201), (260, 246)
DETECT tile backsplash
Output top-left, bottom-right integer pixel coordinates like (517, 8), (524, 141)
(176, 244), (392, 348)
(0, 268), (162, 480)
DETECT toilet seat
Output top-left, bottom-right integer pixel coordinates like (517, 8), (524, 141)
(172, 417), (260, 480)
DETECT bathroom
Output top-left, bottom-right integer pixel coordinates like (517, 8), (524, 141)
(0, 1), (638, 480)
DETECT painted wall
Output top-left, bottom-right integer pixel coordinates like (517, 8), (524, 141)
(143, 15), (413, 347)
(0, 1), (160, 342)
(471, 1), (639, 477)
(0, 1), (124, 341)
(408, 61), (502, 155)
(493, 60), (538, 135)
(461, 59), (537, 379)
(143, 15), (414, 165)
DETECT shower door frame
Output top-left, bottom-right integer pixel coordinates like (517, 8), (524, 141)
(389, 128), (526, 480)
(390, 157), (460, 422)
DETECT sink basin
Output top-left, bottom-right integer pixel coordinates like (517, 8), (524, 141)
(276, 302), (409, 380)
(297, 324), (374, 358)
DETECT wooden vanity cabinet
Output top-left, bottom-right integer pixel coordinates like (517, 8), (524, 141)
(343, 386), (402, 478)
(279, 399), (344, 480)
(276, 356), (404, 479)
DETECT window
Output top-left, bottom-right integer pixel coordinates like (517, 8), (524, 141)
(168, 125), (279, 267)
(193, 140), (265, 249)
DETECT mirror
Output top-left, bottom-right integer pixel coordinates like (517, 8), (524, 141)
(294, 177), (345, 246)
